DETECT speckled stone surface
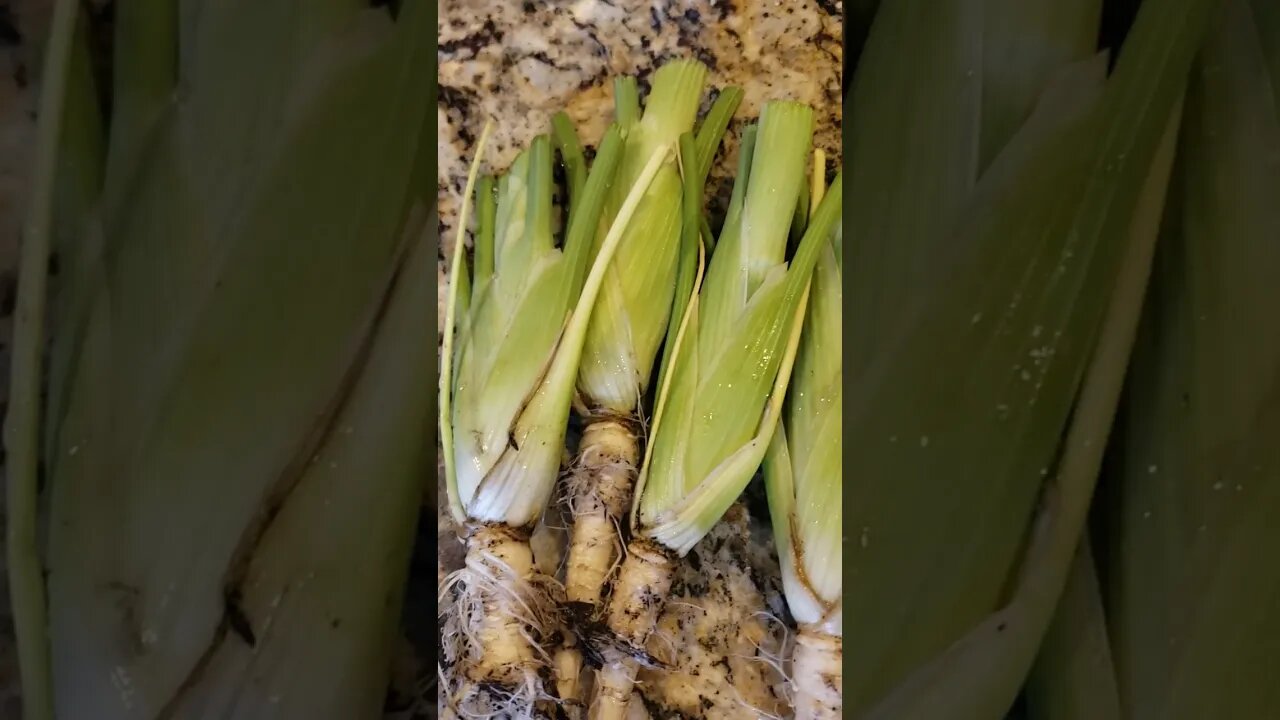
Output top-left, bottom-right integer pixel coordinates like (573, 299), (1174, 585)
(437, 0), (843, 276)
(437, 2), (842, 718)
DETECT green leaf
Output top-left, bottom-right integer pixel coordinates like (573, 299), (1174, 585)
(492, 153), (528, 264)
(697, 104), (812, 375)
(44, 7), (108, 484)
(103, 0), (177, 191)
(451, 129), (624, 524)
(10, 2), (91, 717)
(43, 5), (434, 716)
(654, 133), (705, 402)
(693, 87), (744, 181)
(578, 61), (707, 414)
(614, 76), (641, 127)
(473, 174), (497, 287)
(156, 208), (439, 720)
(862, 85), (1184, 720)
(553, 113), (587, 213)
(978, 0), (1104, 171)
(842, 0), (1212, 710)
(1100, 3), (1280, 717)
(764, 222), (843, 631)
(1024, 537), (1122, 720)
(844, 0), (1103, 380)
(636, 168), (844, 554)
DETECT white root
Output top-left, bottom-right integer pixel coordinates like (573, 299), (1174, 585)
(565, 419), (639, 605)
(554, 639), (585, 719)
(592, 658), (641, 720)
(558, 419), (640, 713)
(440, 524), (561, 719)
(604, 539), (674, 648)
(791, 627), (842, 720)
(567, 513), (622, 603)
(589, 539), (675, 720)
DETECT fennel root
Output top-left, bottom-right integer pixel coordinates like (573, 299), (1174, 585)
(793, 628), (842, 720)
(593, 661), (641, 720)
(590, 539), (675, 720)
(554, 637), (586, 717)
(603, 540), (673, 652)
(558, 418), (640, 711)
(565, 419), (640, 605)
(441, 523), (558, 717)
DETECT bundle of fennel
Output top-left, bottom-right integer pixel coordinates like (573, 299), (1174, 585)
(438, 57), (842, 718)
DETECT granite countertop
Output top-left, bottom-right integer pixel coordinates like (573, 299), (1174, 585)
(437, 0), (844, 330)
(437, 2), (843, 718)
(437, 0), (843, 191)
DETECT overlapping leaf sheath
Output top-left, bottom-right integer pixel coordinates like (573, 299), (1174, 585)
(556, 61), (744, 712)
(8, 3), (103, 717)
(448, 134), (597, 528)
(441, 91), (687, 716)
(861, 91), (1183, 720)
(576, 62), (710, 419)
(563, 61), (712, 609)
(763, 187), (843, 720)
(844, 0), (1102, 379)
(588, 102), (844, 720)
(1025, 537), (1122, 720)
(1094, 3), (1280, 716)
(839, 0), (1216, 713)
(636, 106), (823, 549)
(440, 121), (630, 714)
(37, 3), (435, 719)
(839, 0), (1104, 701)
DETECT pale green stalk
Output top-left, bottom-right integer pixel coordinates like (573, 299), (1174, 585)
(470, 143), (675, 520)
(845, 0), (1102, 380)
(440, 123), (493, 524)
(8, 2), (81, 718)
(633, 102), (843, 556)
(1025, 537), (1121, 720)
(862, 87), (1183, 719)
(577, 60), (709, 414)
(760, 161), (843, 719)
(553, 113), (588, 212)
(444, 114), (677, 527)
(764, 174), (843, 636)
(446, 124), (629, 526)
(43, 4), (437, 716)
(1095, 3), (1280, 716)
(840, 0), (1212, 709)
(557, 69), (738, 639)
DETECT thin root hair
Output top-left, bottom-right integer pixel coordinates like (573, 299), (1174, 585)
(666, 599), (710, 614)
(645, 622), (679, 666)
(724, 677), (790, 720)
